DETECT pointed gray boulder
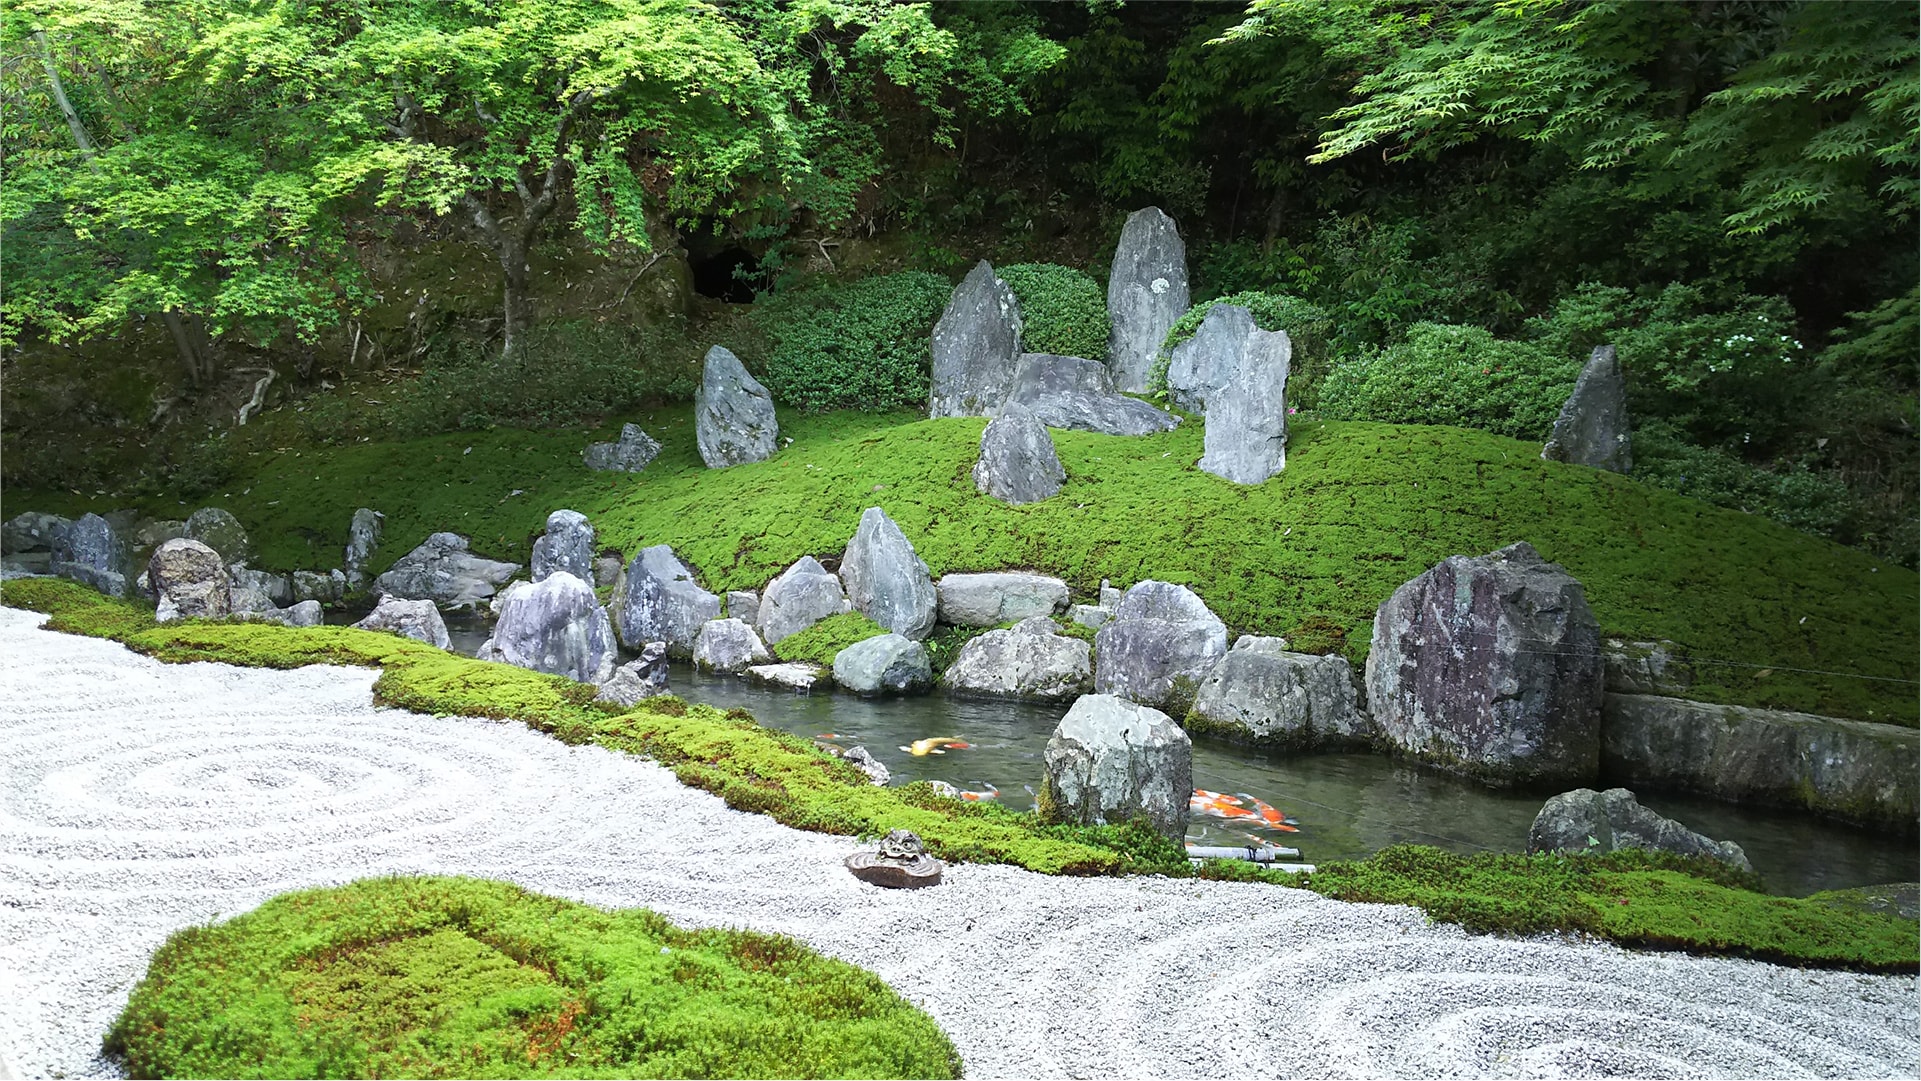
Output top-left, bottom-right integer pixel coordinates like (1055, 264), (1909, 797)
(1199, 324), (1291, 485)
(1106, 207), (1190, 393)
(1542, 345), (1632, 473)
(694, 345), (778, 467)
(531, 509), (595, 585)
(1002, 353), (1178, 436)
(929, 260), (1024, 418)
(973, 403), (1065, 503)
(344, 508), (383, 587)
(1166, 304), (1255, 414)
(476, 574), (618, 684)
(841, 507), (937, 640)
(614, 543), (721, 655)
(757, 556), (847, 645)
(52, 512), (129, 597)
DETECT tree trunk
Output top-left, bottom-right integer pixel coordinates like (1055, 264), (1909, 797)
(498, 234), (531, 359)
(162, 309), (208, 387)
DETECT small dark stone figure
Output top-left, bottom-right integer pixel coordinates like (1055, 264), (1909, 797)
(844, 829), (944, 889)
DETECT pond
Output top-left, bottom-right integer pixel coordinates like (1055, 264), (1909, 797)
(423, 610), (1915, 896)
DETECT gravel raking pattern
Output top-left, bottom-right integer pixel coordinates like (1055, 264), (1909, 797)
(1, 606), (1914, 1079)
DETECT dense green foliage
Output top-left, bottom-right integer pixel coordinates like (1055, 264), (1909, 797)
(1319, 323), (1578, 440)
(10, 578), (1912, 973)
(997, 262), (1109, 360)
(106, 876), (963, 1079)
(754, 272), (950, 412)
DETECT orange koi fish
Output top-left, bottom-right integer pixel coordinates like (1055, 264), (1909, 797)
(1237, 794), (1300, 832)
(958, 783), (1000, 802)
(900, 737), (970, 756)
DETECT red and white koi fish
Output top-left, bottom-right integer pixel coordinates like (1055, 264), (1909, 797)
(958, 783), (999, 802)
(1236, 794), (1300, 832)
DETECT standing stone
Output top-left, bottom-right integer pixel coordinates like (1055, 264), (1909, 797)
(935, 572), (1069, 626)
(476, 575), (618, 684)
(353, 595), (451, 649)
(1166, 304), (1252, 414)
(183, 507), (250, 565)
(1528, 788), (1752, 872)
(973, 403), (1065, 504)
(757, 556), (847, 645)
(1095, 580), (1228, 715)
(344, 508), (383, 587)
(1106, 207), (1190, 393)
(1042, 694), (1192, 843)
(693, 617), (773, 673)
(832, 633), (933, 696)
(1186, 637), (1371, 751)
(1366, 541), (1604, 788)
(148, 539), (231, 622)
(583, 423), (663, 472)
(1542, 345), (1632, 473)
(596, 642), (671, 707)
(52, 513), (128, 597)
(531, 509), (595, 586)
(726, 590), (760, 628)
(941, 618), (1093, 702)
(1197, 321), (1291, 484)
(2, 512), (71, 555)
(840, 507), (937, 640)
(614, 544), (721, 655)
(929, 260), (1024, 419)
(694, 345), (778, 468)
(1002, 353), (1179, 436)
(372, 532), (519, 609)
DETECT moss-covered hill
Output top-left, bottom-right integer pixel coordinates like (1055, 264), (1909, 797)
(16, 412), (1916, 723)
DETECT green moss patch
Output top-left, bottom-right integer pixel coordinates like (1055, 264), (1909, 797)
(104, 876), (962, 1079)
(771, 611), (888, 666)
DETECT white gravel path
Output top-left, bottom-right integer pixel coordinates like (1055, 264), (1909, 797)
(1, 605), (1915, 1080)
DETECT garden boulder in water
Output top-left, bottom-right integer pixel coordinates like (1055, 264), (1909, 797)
(477, 574), (618, 684)
(372, 532), (518, 609)
(757, 556), (847, 645)
(1042, 693), (1191, 843)
(148, 539), (231, 622)
(353, 595), (451, 649)
(614, 544), (720, 656)
(693, 617), (772, 673)
(531, 509), (595, 586)
(1186, 636), (1370, 750)
(1094, 580), (1227, 714)
(1528, 787), (1752, 871)
(833, 633), (932, 696)
(694, 345), (778, 467)
(596, 642), (671, 707)
(942, 617), (1092, 702)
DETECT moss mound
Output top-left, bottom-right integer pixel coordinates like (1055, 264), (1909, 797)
(104, 876), (962, 1079)
(771, 611), (889, 666)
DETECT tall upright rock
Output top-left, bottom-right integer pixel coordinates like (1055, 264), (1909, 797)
(1542, 345), (1632, 472)
(614, 544), (720, 655)
(52, 513), (129, 597)
(840, 507), (937, 640)
(530, 509), (595, 586)
(929, 260), (1024, 418)
(972, 403), (1065, 504)
(694, 345), (778, 467)
(344, 508), (383, 587)
(1366, 542), (1604, 788)
(1198, 323), (1291, 485)
(1105, 207), (1189, 393)
(1166, 303), (1256, 414)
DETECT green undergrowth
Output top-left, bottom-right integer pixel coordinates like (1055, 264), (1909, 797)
(105, 875), (962, 1080)
(7, 578), (1911, 972)
(1232, 845), (1918, 973)
(17, 412), (1914, 721)
(771, 611), (888, 667)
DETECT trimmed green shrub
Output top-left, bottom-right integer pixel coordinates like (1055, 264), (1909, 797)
(1318, 323), (1577, 439)
(1632, 420), (1854, 537)
(754, 272), (950, 412)
(997, 263), (1108, 360)
(1151, 291), (1334, 407)
(106, 876), (964, 1079)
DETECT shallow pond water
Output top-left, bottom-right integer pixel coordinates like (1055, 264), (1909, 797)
(355, 610), (1917, 896)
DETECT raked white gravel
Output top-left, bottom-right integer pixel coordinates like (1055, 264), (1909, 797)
(1, 605), (1915, 1080)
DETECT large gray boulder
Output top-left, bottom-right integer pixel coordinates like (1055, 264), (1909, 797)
(372, 532), (519, 609)
(353, 595), (451, 649)
(693, 617), (772, 673)
(531, 509), (595, 586)
(694, 345), (778, 468)
(832, 633), (933, 696)
(929, 260), (1024, 418)
(942, 617), (1092, 702)
(1366, 542), (1603, 788)
(1094, 579), (1229, 714)
(1003, 353), (1179, 437)
(1198, 324), (1291, 485)
(52, 512), (129, 597)
(1113, 579), (1218, 624)
(344, 508), (383, 586)
(1542, 345), (1632, 473)
(841, 507), (937, 640)
(973, 403), (1065, 504)
(583, 423), (663, 472)
(1528, 788), (1752, 872)
(148, 538), (230, 622)
(1106, 207), (1190, 393)
(596, 642), (670, 707)
(1601, 694), (1919, 828)
(1165, 304), (1254, 414)
(476, 575), (618, 684)
(2, 512), (70, 555)
(256, 599), (324, 628)
(614, 543), (720, 655)
(183, 507), (250, 565)
(1186, 637), (1371, 750)
(936, 572), (1069, 627)
(291, 568), (348, 605)
(1042, 694), (1192, 843)
(756, 556), (847, 645)
(228, 566), (293, 609)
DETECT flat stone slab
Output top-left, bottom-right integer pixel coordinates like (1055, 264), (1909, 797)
(843, 852), (945, 889)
